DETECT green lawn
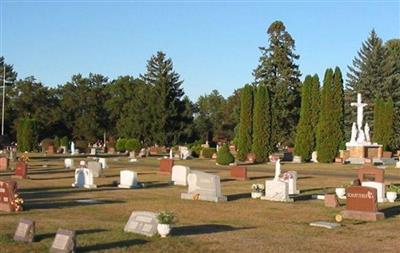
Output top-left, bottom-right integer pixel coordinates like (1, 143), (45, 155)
(0, 155), (399, 252)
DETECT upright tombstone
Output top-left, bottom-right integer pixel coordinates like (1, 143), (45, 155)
(171, 165), (190, 186)
(261, 159), (293, 202)
(0, 157), (9, 171)
(70, 142), (75, 155)
(83, 169), (97, 189)
(90, 148), (96, 155)
(230, 166), (248, 181)
(158, 159), (174, 176)
(13, 161), (27, 179)
(124, 211), (159, 237)
(181, 170), (227, 202)
(118, 170), (139, 188)
(358, 166), (386, 203)
(324, 194), (340, 208)
(64, 159), (74, 169)
(87, 161), (103, 178)
(14, 218), (35, 243)
(282, 171), (300, 195)
(341, 186), (384, 221)
(47, 145), (55, 155)
(0, 180), (18, 212)
(50, 229), (76, 253)
(72, 168), (85, 188)
(98, 158), (107, 169)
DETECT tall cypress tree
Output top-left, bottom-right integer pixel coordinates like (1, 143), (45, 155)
(141, 51), (186, 146)
(310, 74), (321, 147)
(252, 85), (271, 163)
(316, 69), (338, 163)
(294, 75), (315, 161)
(237, 84), (253, 161)
(333, 67), (345, 147)
(374, 98), (394, 151)
(254, 20), (301, 148)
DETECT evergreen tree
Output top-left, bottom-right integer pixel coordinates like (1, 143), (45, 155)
(252, 85), (271, 163)
(373, 98), (394, 151)
(141, 51), (187, 146)
(294, 75), (316, 161)
(332, 67), (345, 147)
(237, 84), (253, 161)
(310, 75), (321, 147)
(254, 20), (301, 148)
(345, 30), (388, 139)
(317, 69), (341, 163)
(16, 117), (38, 152)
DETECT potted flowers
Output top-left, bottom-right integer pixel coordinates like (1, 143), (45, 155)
(156, 211), (176, 238)
(386, 184), (400, 203)
(251, 184), (264, 199)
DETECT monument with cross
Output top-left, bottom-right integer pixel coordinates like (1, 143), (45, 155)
(345, 93), (383, 164)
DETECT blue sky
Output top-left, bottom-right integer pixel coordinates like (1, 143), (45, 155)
(1, 1), (399, 100)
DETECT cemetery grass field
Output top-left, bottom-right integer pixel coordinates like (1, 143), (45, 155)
(1, 156), (400, 252)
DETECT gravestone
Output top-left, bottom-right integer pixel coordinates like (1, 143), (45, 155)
(341, 186), (384, 221)
(64, 159), (74, 169)
(396, 160), (400, 169)
(98, 158), (107, 169)
(171, 165), (190, 186)
(118, 170), (139, 188)
(282, 171), (300, 195)
(311, 151), (318, 163)
(72, 168), (96, 189)
(324, 194), (339, 208)
(181, 170), (227, 202)
(358, 166), (385, 202)
(292, 156), (302, 163)
(230, 166), (247, 181)
(124, 211), (159, 237)
(50, 229), (76, 253)
(0, 157), (9, 171)
(13, 161), (27, 179)
(90, 148), (96, 155)
(261, 180), (291, 202)
(0, 180), (18, 212)
(48, 145), (55, 154)
(262, 160), (293, 202)
(87, 161), (102, 178)
(14, 218), (35, 243)
(158, 159), (174, 176)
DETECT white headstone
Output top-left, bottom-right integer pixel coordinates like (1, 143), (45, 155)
(71, 142), (75, 155)
(87, 161), (102, 178)
(171, 165), (190, 186)
(292, 156), (302, 163)
(311, 151), (318, 163)
(274, 159), (281, 180)
(72, 168), (85, 188)
(261, 180), (290, 202)
(361, 181), (386, 203)
(83, 168), (97, 189)
(181, 170), (227, 202)
(90, 148), (96, 155)
(64, 159), (74, 169)
(396, 161), (400, 169)
(169, 149), (173, 159)
(118, 170), (139, 188)
(98, 158), (107, 169)
(283, 171), (300, 195)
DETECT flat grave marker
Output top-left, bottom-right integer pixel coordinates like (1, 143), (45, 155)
(124, 211), (159, 237)
(14, 218), (35, 243)
(50, 229), (76, 253)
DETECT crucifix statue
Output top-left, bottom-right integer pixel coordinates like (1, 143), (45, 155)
(350, 93), (367, 144)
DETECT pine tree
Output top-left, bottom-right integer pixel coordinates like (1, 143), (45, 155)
(141, 51), (187, 146)
(237, 84), (253, 161)
(252, 85), (271, 163)
(316, 69), (339, 163)
(294, 75), (315, 161)
(345, 30), (388, 139)
(374, 98), (394, 151)
(254, 20), (301, 148)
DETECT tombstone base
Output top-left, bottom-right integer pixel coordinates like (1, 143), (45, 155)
(118, 184), (139, 189)
(157, 171), (171, 176)
(84, 184), (97, 189)
(341, 210), (385, 221)
(0, 203), (14, 212)
(260, 196), (294, 202)
(11, 175), (27, 180)
(181, 193), (227, 202)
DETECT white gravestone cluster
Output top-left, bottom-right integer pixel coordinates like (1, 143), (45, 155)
(261, 159), (298, 202)
(171, 165), (190, 186)
(118, 170), (139, 188)
(87, 161), (102, 178)
(181, 170), (227, 202)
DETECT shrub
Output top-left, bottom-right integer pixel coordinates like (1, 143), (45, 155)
(216, 144), (235, 165)
(125, 138), (142, 152)
(116, 138), (127, 152)
(60, 136), (69, 147)
(54, 136), (60, 148)
(191, 145), (202, 158)
(17, 117), (38, 152)
(41, 138), (54, 152)
(75, 140), (89, 153)
(156, 211), (176, 225)
(202, 148), (216, 159)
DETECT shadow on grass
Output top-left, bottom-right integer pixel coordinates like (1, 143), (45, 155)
(29, 175), (74, 180)
(36, 228), (109, 241)
(381, 205), (400, 218)
(77, 239), (148, 252)
(227, 192), (251, 201)
(220, 178), (236, 183)
(24, 198), (124, 210)
(249, 175), (272, 180)
(21, 186), (125, 199)
(172, 224), (254, 236)
(300, 187), (335, 194)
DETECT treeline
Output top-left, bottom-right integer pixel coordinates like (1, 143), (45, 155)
(1, 20), (399, 159)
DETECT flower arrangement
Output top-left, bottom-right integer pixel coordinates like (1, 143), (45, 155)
(156, 211), (177, 225)
(387, 184), (400, 193)
(281, 172), (293, 181)
(19, 153), (29, 163)
(14, 193), (24, 212)
(251, 184), (265, 193)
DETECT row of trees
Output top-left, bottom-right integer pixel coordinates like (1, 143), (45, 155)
(0, 21), (398, 156)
